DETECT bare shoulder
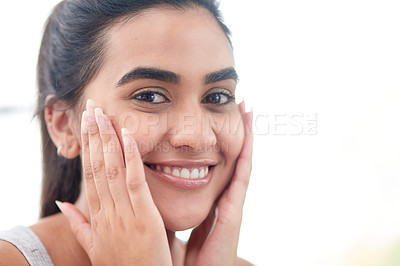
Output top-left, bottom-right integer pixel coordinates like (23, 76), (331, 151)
(236, 256), (254, 266)
(30, 213), (90, 265)
(0, 240), (29, 266)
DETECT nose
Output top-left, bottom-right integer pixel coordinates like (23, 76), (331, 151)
(167, 108), (217, 152)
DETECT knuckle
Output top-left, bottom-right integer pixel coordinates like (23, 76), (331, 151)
(83, 167), (94, 180)
(124, 148), (137, 162)
(134, 220), (148, 234)
(106, 167), (119, 181)
(87, 124), (98, 135)
(237, 177), (250, 188)
(82, 137), (89, 148)
(101, 133), (113, 144)
(126, 179), (143, 193)
(91, 160), (104, 174)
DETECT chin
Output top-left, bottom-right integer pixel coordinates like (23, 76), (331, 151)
(144, 163), (227, 232)
(156, 198), (214, 232)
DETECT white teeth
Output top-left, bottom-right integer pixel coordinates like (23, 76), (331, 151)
(172, 168), (180, 177)
(190, 168), (199, 179)
(180, 168), (190, 178)
(199, 168), (205, 178)
(163, 166), (171, 174)
(151, 164), (211, 179)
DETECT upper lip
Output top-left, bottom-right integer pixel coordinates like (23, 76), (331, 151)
(144, 159), (217, 168)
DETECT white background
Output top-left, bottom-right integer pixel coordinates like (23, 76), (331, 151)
(1, 1), (400, 265)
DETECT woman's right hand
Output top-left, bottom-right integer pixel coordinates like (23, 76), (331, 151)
(56, 99), (172, 266)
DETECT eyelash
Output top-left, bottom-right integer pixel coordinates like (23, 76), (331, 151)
(131, 89), (235, 106)
(201, 90), (235, 106)
(130, 89), (170, 104)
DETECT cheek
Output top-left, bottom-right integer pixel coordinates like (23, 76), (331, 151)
(215, 111), (245, 161)
(212, 111), (245, 195)
(113, 112), (167, 154)
(114, 111), (156, 136)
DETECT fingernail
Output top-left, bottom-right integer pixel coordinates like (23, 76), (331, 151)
(238, 100), (245, 114)
(249, 111), (254, 132)
(95, 108), (103, 116)
(81, 111), (88, 133)
(122, 128), (137, 153)
(86, 100), (95, 122)
(246, 111), (253, 134)
(245, 101), (252, 113)
(122, 128), (130, 151)
(86, 99), (95, 110)
(55, 200), (64, 211)
(121, 127), (129, 135)
(95, 108), (105, 131)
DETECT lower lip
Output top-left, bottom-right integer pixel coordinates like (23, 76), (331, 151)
(144, 165), (214, 190)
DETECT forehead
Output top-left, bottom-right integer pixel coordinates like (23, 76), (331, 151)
(100, 7), (234, 79)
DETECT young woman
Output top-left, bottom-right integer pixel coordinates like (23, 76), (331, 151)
(0, 0), (253, 265)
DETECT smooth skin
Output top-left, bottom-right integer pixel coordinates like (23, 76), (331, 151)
(58, 99), (253, 266)
(0, 103), (253, 266)
(0, 7), (254, 265)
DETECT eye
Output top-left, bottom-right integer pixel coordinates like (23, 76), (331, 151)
(132, 90), (169, 104)
(202, 91), (234, 105)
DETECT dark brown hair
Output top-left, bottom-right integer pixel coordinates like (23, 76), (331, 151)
(36, 0), (231, 218)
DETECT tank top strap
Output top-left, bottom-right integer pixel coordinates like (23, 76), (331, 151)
(0, 225), (54, 265)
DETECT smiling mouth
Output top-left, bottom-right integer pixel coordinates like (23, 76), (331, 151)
(144, 164), (211, 179)
(143, 161), (217, 189)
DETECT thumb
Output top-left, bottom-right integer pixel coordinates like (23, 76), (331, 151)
(189, 204), (217, 247)
(55, 201), (93, 256)
(186, 205), (217, 262)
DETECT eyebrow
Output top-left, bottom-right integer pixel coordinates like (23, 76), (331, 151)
(117, 67), (180, 86)
(205, 67), (239, 85)
(116, 67), (238, 87)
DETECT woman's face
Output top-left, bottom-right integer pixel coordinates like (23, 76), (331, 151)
(78, 7), (244, 231)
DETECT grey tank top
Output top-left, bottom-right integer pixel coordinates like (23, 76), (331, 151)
(0, 225), (54, 265)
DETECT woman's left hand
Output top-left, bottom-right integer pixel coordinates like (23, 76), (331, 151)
(184, 102), (254, 266)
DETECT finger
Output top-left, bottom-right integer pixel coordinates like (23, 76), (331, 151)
(211, 108), (253, 231)
(225, 108), (254, 209)
(121, 128), (157, 216)
(56, 201), (93, 257)
(96, 109), (131, 213)
(187, 204), (217, 250)
(185, 204), (217, 266)
(238, 100), (245, 119)
(238, 100), (252, 135)
(186, 104), (253, 265)
(81, 111), (100, 214)
(86, 100), (113, 208)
